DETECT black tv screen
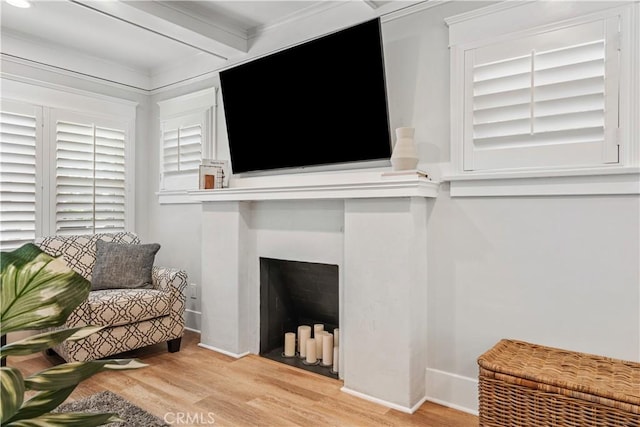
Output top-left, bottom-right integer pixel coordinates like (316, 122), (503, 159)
(220, 19), (392, 174)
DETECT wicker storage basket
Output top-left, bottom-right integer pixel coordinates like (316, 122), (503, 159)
(478, 339), (640, 427)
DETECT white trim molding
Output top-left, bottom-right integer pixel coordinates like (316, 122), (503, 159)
(446, 168), (640, 197)
(425, 368), (479, 415)
(156, 190), (199, 205)
(340, 386), (428, 414)
(188, 172), (439, 202)
(197, 343), (250, 359)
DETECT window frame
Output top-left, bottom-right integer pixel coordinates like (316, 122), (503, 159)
(445, 2), (639, 196)
(0, 78), (137, 245)
(157, 87), (217, 199)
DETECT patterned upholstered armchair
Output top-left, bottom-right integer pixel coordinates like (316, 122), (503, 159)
(35, 232), (187, 362)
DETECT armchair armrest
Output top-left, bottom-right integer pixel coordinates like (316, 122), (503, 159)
(61, 299), (91, 328)
(152, 266), (188, 295)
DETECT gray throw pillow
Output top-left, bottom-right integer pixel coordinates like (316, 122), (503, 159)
(92, 240), (161, 290)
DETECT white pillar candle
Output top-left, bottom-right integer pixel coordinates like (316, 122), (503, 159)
(298, 325), (311, 357)
(313, 323), (324, 337)
(322, 333), (333, 366)
(284, 332), (296, 357)
(333, 328), (340, 347)
(313, 324), (325, 360)
(333, 346), (339, 373)
(316, 331), (326, 360)
(306, 338), (317, 364)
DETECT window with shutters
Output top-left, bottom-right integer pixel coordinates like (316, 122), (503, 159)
(463, 18), (619, 172)
(446, 2), (639, 196)
(0, 91), (134, 249)
(0, 102), (40, 250)
(158, 88), (216, 195)
(53, 113), (127, 235)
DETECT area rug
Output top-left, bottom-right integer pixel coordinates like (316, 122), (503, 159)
(55, 391), (168, 427)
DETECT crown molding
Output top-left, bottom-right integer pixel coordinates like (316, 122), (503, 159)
(248, 1), (350, 40)
(380, 0), (452, 23)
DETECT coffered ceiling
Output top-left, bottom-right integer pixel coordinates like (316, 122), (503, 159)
(1, 0), (407, 91)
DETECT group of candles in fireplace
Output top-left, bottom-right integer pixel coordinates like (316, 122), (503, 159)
(283, 324), (340, 372)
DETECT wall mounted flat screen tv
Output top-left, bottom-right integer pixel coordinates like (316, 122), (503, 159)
(220, 18), (392, 174)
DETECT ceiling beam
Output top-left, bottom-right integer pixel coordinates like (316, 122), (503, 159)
(361, 0), (381, 10)
(71, 0), (248, 60)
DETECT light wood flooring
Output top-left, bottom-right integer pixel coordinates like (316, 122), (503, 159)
(10, 331), (478, 426)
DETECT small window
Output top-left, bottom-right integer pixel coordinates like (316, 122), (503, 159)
(158, 88), (216, 192)
(462, 17), (620, 172)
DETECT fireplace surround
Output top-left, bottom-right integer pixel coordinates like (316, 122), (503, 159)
(193, 172), (438, 413)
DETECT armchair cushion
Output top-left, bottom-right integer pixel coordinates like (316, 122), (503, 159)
(91, 240), (160, 290)
(88, 288), (171, 327)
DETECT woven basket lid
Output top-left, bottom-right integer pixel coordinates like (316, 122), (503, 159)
(478, 339), (640, 408)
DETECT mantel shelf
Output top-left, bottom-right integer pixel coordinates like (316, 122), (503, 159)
(188, 175), (439, 202)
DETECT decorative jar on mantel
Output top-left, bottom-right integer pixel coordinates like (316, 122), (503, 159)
(390, 127), (418, 171)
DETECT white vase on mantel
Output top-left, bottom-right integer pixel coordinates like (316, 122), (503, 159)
(390, 127), (418, 171)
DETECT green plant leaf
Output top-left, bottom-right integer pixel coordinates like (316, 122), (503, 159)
(1, 367), (25, 424)
(24, 359), (147, 391)
(1, 244), (91, 335)
(0, 326), (104, 359)
(0, 243), (43, 271)
(4, 386), (76, 424)
(4, 412), (120, 427)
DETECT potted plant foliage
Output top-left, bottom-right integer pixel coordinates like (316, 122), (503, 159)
(1, 243), (146, 426)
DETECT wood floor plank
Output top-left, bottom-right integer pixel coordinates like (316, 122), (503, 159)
(7, 331), (478, 426)
(246, 394), (344, 427)
(308, 397), (398, 426)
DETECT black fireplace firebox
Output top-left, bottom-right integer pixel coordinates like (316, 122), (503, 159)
(259, 257), (339, 378)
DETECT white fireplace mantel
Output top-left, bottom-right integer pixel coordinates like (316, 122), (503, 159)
(197, 171), (439, 413)
(188, 171), (439, 202)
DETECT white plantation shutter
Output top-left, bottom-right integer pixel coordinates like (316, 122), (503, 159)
(55, 115), (126, 235)
(95, 126), (126, 231)
(463, 17), (620, 171)
(178, 124), (203, 171)
(162, 118), (203, 175)
(163, 128), (180, 173)
(0, 105), (39, 250)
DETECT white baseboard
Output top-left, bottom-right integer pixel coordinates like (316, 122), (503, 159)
(185, 309), (201, 332)
(197, 342), (250, 359)
(340, 386), (427, 414)
(425, 368), (479, 415)
(184, 326), (200, 333)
